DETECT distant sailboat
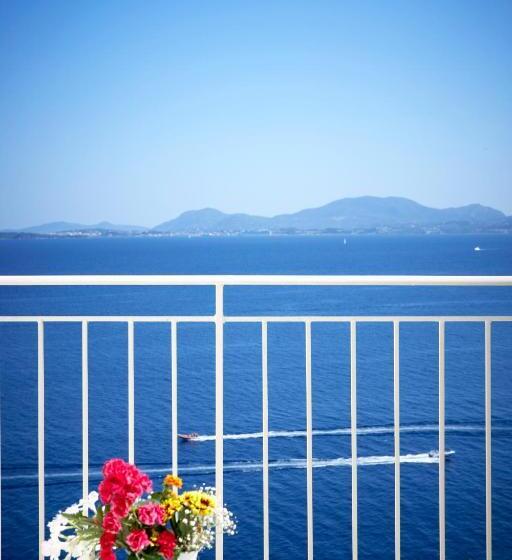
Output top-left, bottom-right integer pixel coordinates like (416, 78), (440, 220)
(343, 238), (347, 245)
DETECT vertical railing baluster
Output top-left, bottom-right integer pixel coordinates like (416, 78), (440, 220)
(37, 320), (45, 560)
(350, 320), (358, 560)
(485, 320), (492, 560)
(215, 284), (224, 560)
(305, 321), (314, 560)
(262, 321), (269, 560)
(171, 321), (178, 479)
(438, 321), (446, 560)
(128, 321), (135, 464)
(82, 321), (89, 512)
(393, 321), (400, 560)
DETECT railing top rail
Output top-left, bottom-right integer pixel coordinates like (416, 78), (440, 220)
(0, 274), (512, 286)
(1, 315), (512, 323)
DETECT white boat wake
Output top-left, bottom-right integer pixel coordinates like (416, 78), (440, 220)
(192, 422), (496, 442)
(177, 451), (455, 474)
(3, 451), (455, 483)
(5, 422), (505, 484)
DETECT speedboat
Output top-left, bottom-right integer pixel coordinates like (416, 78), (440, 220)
(474, 246), (481, 251)
(178, 432), (199, 442)
(428, 449), (455, 459)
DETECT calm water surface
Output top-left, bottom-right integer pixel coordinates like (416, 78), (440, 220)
(1, 235), (511, 559)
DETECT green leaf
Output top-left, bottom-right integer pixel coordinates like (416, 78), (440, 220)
(140, 552), (163, 560)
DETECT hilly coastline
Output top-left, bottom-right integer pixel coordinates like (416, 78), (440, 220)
(3, 196), (511, 237)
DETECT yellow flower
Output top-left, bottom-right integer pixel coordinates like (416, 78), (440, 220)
(163, 474), (183, 489)
(181, 491), (216, 516)
(162, 494), (183, 519)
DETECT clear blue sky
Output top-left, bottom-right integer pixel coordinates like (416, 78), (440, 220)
(1, 0), (511, 228)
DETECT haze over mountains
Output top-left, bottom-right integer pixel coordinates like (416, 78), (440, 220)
(19, 221), (148, 234)
(5, 197), (511, 236)
(154, 197), (507, 232)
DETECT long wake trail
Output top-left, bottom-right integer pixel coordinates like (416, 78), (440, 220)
(2, 451), (452, 485)
(4, 422), (509, 485)
(193, 422), (501, 442)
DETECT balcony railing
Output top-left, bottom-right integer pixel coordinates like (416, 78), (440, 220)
(1, 274), (511, 560)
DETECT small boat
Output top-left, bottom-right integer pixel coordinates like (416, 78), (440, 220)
(178, 433), (199, 442)
(428, 449), (455, 459)
(474, 246), (481, 251)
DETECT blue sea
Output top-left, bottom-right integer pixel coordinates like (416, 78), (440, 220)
(1, 235), (511, 560)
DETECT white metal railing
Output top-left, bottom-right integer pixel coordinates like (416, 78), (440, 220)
(393, 321), (400, 560)
(0, 274), (511, 560)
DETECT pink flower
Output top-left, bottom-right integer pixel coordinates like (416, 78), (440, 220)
(139, 473), (153, 493)
(137, 503), (165, 526)
(102, 512), (122, 534)
(158, 531), (177, 559)
(126, 529), (151, 553)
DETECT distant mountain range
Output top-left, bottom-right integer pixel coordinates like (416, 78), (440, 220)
(153, 197), (507, 233)
(3, 197), (511, 236)
(18, 221), (148, 234)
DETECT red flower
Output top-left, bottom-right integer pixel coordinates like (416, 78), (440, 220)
(99, 480), (114, 504)
(99, 530), (116, 560)
(99, 548), (116, 560)
(111, 495), (131, 518)
(99, 458), (151, 514)
(102, 458), (128, 478)
(126, 529), (151, 553)
(102, 512), (122, 534)
(100, 531), (116, 548)
(137, 503), (165, 526)
(158, 531), (177, 559)
(124, 482), (144, 503)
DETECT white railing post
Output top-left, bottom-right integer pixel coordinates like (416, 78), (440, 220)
(393, 321), (400, 560)
(438, 321), (446, 560)
(305, 321), (314, 560)
(262, 321), (269, 560)
(215, 284), (224, 560)
(128, 321), (135, 464)
(171, 321), (178, 479)
(37, 320), (45, 560)
(82, 321), (89, 513)
(350, 320), (358, 560)
(485, 320), (492, 560)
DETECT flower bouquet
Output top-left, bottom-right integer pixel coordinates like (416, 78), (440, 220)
(43, 458), (236, 560)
